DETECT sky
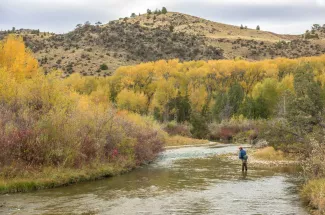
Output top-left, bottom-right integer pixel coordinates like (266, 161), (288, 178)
(1, 0), (325, 34)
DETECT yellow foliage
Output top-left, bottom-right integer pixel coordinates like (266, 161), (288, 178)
(0, 35), (39, 81)
(117, 89), (148, 114)
(189, 85), (208, 112)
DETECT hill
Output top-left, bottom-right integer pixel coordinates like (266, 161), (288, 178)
(1, 12), (325, 76)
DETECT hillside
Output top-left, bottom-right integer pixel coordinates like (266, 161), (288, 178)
(1, 12), (325, 76)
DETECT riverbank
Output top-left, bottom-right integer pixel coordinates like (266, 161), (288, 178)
(0, 161), (135, 194)
(0, 137), (212, 194)
(165, 135), (210, 147)
(301, 179), (325, 215)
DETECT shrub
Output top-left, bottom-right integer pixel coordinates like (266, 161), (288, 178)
(208, 119), (257, 142)
(100, 64), (108, 70)
(163, 121), (192, 137)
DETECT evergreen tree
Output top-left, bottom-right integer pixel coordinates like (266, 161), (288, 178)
(162, 7), (168, 14)
(256, 25), (260, 30)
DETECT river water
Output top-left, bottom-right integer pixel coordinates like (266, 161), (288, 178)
(0, 145), (308, 215)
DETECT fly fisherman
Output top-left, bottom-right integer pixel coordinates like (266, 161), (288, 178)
(239, 146), (248, 171)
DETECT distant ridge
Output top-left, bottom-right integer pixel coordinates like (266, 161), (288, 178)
(1, 12), (325, 76)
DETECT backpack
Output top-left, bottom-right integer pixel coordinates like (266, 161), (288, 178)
(243, 155), (248, 161)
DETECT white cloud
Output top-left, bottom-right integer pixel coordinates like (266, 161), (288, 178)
(317, 0), (325, 6)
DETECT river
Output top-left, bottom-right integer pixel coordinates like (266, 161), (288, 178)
(0, 145), (308, 215)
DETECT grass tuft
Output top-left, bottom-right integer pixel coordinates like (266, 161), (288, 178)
(253, 147), (287, 161)
(301, 179), (325, 214)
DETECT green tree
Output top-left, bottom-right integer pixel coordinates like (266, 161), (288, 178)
(240, 97), (269, 119)
(131, 13), (136, 18)
(190, 113), (209, 139)
(256, 25), (260, 31)
(212, 92), (228, 122)
(287, 64), (324, 134)
(252, 78), (279, 116)
(147, 9), (152, 14)
(228, 83), (244, 115)
(167, 93), (191, 122)
(162, 7), (168, 14)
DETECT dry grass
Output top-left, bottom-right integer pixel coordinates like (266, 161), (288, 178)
(253, 147), (287, 161)
(301, 179), (325, 215)
(0, 162), (132, 194)
(165, 135), (209, 147)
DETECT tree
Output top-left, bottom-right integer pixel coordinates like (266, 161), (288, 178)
(256, 25), (260, 31)
(243, 97), (269, 119)
(95, 21), (102, 25)
(162, 7), (168, 14)
(287, 64), (324, 134)
(312, 24), (321, 31)
(228, 83), (244, 115)
(240, 24), (244, 29)
(117, 89), (148, 114)
(130, 13), (136, 18)
(0, 35), (39, 81)
(212, 92), (229, 122)
(252, 78), (279, 116)
(76, 24), (82, 29)
(147, 9), (152, 14)
(190, 113), (209, 139)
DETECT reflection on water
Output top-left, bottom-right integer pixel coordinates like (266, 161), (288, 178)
(0, 145), (308, 215)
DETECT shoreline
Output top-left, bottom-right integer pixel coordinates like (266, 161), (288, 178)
(0, 163), (135, 194)
(0, 139), (216, 194)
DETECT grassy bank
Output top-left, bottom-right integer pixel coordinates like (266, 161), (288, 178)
(301, 179), (325, 215)
(165, 135), (209, 147)
(248, 147), (299, 167)
(0, 161), (134, 194)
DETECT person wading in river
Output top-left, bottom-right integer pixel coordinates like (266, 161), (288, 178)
(239, 146), (248, 171)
